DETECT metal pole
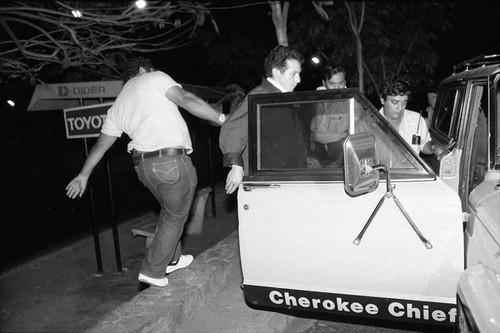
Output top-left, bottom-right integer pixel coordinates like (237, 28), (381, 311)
(105, 157), (123, 272)
(84, 138), (103, 273)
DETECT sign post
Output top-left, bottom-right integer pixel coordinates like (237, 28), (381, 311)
(63, 102), (123, 273)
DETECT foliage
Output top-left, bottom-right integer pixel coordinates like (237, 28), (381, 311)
(0, 1), (216, 85)
(195, 3), (277, 91)
(289, 1), (456, 97)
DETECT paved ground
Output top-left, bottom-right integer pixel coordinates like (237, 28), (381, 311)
(175, 244), (317, 333)
(0, 182), (239, 332)
(0, 180), (444, 333)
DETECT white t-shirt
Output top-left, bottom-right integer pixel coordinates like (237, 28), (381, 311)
(379, 108), (430, 154)
(101, 71), (193, 153)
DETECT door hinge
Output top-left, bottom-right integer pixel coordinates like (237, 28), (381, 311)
(462, 212), (470, 223)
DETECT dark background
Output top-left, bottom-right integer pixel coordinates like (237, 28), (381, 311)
(0, 1), (498, 272)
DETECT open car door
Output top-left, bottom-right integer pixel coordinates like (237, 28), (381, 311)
(237, 88), (464, 329)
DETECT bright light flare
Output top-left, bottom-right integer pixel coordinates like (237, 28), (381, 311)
(311, 56), (320, 65)
(7, 100), (15, 107)
(71, 10), (82, 18)
(135, 0), (146, 9)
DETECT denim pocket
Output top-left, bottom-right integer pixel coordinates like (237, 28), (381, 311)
(152, 160), (179, 184)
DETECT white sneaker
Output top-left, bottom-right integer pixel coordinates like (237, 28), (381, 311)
(138, 273), (169, 287)
(166, 254), (194, 274)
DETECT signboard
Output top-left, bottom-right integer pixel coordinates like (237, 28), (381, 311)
(28, 81), (231, 111)
(28, 81), (124, 111)
(63, 102), (113, 139)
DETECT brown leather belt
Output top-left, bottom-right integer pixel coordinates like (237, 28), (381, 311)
(132, 148), (186, 162)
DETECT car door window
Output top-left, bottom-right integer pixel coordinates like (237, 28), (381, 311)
(433, 88), (464, 139)
(468, 84), (489, 193)
(247, 90), (434, 182)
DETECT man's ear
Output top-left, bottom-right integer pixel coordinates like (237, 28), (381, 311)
(271, 67), (281, 79)
(138, 66), (148, 75)
(380, 97), (384, 105)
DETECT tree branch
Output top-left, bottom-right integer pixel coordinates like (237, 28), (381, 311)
(0, 1), (215, 85)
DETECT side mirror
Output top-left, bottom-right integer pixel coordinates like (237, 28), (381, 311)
(343, 132), (379, 197)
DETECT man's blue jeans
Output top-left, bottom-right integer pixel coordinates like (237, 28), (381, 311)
(134, 154), (197, 278)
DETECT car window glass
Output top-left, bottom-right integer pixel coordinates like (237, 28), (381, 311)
(434, 88), (464, 138)
(496, 79), (500, 167)
(252, 94), (430, 180)
(468, 84), (489, 192)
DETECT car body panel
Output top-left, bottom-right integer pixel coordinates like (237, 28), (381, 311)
(431, 57), (500, 331)
(238, 89), (464, 327)
(457, 265), (500, 333)
(458, 172), (500, 333)
(238, 180), (464, 301)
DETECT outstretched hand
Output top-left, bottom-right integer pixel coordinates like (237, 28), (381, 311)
(225, 165), (244, 194)
(66, 174), (89, 199)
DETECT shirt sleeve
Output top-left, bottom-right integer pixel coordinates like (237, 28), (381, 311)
(418, 116), (431, 150)
(101, 105), (123, 137)
(219, 96), (249, 167)
(153, 71), (182, 97)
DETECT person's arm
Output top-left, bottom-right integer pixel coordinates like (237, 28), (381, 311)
(219, 96), (250, 194)
(422, 138), (455, 158)
(418, 116), (434, 155)
(421, 141), (435, 155)
(66, 133), (117, 199)
(165, 86), (224, 125)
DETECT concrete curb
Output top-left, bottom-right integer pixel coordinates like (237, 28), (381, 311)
(86, 230), (239, 333)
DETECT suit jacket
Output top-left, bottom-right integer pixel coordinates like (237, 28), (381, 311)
(219, 78), (306, 174)
(219, 79), (280, 173)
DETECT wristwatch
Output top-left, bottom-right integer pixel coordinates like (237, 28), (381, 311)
(218, 113), (226, 125)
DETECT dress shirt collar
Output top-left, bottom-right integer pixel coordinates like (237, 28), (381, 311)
(266, 77), (286, 93)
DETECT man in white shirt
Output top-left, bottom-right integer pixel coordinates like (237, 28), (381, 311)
(379, 77), (435, 155)
(66, 57), (225, 287)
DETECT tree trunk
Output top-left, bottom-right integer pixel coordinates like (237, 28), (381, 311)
(380, 54), (387, 82)
(345, 2), (365, 93)
(269, 1), (289, 46)
(363, 60), (379, 97)
(356, 36), (364, 93)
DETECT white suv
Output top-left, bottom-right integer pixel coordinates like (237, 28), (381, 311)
(235, 54), (498, 332)
(428, 54), (500, 333)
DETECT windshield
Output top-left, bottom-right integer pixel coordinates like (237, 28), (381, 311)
(247, 89), (434, 182)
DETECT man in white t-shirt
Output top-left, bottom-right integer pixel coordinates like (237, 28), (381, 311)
(66, 57), (225, 287)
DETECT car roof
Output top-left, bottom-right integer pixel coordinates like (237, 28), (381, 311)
(440, 63), (500, 85)
(441, 54), (500, 85)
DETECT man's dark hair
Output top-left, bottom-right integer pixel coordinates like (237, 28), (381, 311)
(380, 77), (412, 100)
(322, 65), (346, 82)
(122, 57), (154, 80)
(264, 45), (304, 77)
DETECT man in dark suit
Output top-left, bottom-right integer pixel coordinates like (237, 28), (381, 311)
(219, 45), (305, 194)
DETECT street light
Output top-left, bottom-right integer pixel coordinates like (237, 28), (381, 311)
(311, 56), (321, 65)
(135, 0), (146, 9)
(71, 10), (82, 18)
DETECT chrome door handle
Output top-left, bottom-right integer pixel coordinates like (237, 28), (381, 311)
(242, 184), (281, 191)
